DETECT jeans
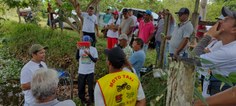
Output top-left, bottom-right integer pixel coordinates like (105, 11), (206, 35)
(209, 76), (233, 95)
(78, 73), (94, 103)
(143, 44), (149, 53)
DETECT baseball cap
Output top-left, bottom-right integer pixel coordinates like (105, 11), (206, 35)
(122, 8), (128, 13)
(82, 35), (93, 42)
(175, 7), (190, 15)
(112, 10), (119, 15)
(29, 44), (48, 55)
(118, 34), (128, 40)
(145, 10), (152, 15)
(104, 47), (126, 68)
(222, 6), (236, 19)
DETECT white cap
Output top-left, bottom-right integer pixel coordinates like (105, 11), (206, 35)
(118, 34), (128, 40)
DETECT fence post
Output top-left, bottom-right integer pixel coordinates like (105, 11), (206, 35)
(166, 60), (196, 106)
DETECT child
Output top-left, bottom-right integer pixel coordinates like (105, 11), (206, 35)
(76, 35), (98, 105)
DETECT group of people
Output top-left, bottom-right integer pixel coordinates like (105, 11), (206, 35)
(47, 3), (64, 31)
(20, 4), (236, 106)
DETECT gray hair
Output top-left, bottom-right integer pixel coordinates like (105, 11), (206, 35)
(31, 68), (59, 100)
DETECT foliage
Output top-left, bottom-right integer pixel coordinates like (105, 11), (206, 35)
(0, 39), (22, 83)
(1, 21), (79, 79)
(99, 0), (164, 12)
(224, 0), (236, 10)
(141, 71), (166, 106)
(205, 0), (223, 21)
(2, 0), (36, 8)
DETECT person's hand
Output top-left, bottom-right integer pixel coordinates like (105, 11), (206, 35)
(204, 48), (210, 53)
(164, 36), (171, 40)
(97, 32), (100, 37)
(204, 22), (223, 39)
(173, 51), (179, 59)
(193, 100), (204, 106)
(77, 44), (80, 49)
(84, 49), (90, 55)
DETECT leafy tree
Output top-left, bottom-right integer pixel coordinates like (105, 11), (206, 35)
(224, 0), (236, 10)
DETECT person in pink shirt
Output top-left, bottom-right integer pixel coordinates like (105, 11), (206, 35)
(138, 10), (155, 53)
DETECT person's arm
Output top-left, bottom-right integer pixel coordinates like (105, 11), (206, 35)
(118, 27), (121, 35)
(136, 83), (146, 106)
(20, 68), (32, 91)
(146, 25), (155, 44)
(94, 83), (105, 106)
(136, 99), (146, 106)
(129, 53), (137, 65)
(193, 35), (212, 56)
(193, 22), (222, 56)
(84, 49), (98, 63)
(95, 24), (100, 37)
(88, 54), (98, 63)
(21, 82), (31, 91)
(76, 49), (80, 61)
(174, 37), (189, 56)
(165, 36), (171, 40)
(126, 19), (134, 35)
(194, 86), (236, 106)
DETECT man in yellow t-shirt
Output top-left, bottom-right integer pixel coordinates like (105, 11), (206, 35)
(94, 47), (146, 106)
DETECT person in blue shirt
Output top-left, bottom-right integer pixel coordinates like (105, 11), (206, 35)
(129, 38), (146, 78)
(103, 7), (112, 25)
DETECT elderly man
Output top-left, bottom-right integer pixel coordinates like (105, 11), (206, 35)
(20, 44), (48, 105)
(193, 7), (236, 96)
(167, 7), (194, 58)
(31, 68), (76, 106)
(117, 34), (133, 58)
(94, 47), (146, 106)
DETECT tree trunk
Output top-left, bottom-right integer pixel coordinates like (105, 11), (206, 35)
(200, 0), (207, 21)
(166, 60), (195, 106)
(16, 7), (21, 23)
(189, 0), (200, 49)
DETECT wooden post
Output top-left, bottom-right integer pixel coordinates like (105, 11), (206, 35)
(157, 10), (170, 68)
(189, 0), (200, 50)
(166, 60), (195, 106)
(200, 0), (208, 21)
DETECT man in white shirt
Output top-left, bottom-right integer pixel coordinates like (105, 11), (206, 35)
(193, 6), (236, 95)
(76, 36), (98, 105)
(79, 6), (99, 47)
(20, 44), (48, 106)
(167, 7), (194, 58)
(128, 9), (137, 27)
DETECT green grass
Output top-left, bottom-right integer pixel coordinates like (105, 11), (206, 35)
(0, 20), (166, 106)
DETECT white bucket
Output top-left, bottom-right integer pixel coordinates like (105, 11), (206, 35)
(153, 68), (165, 78)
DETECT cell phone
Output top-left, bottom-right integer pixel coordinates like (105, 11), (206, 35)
(216, 22), (221, 31)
